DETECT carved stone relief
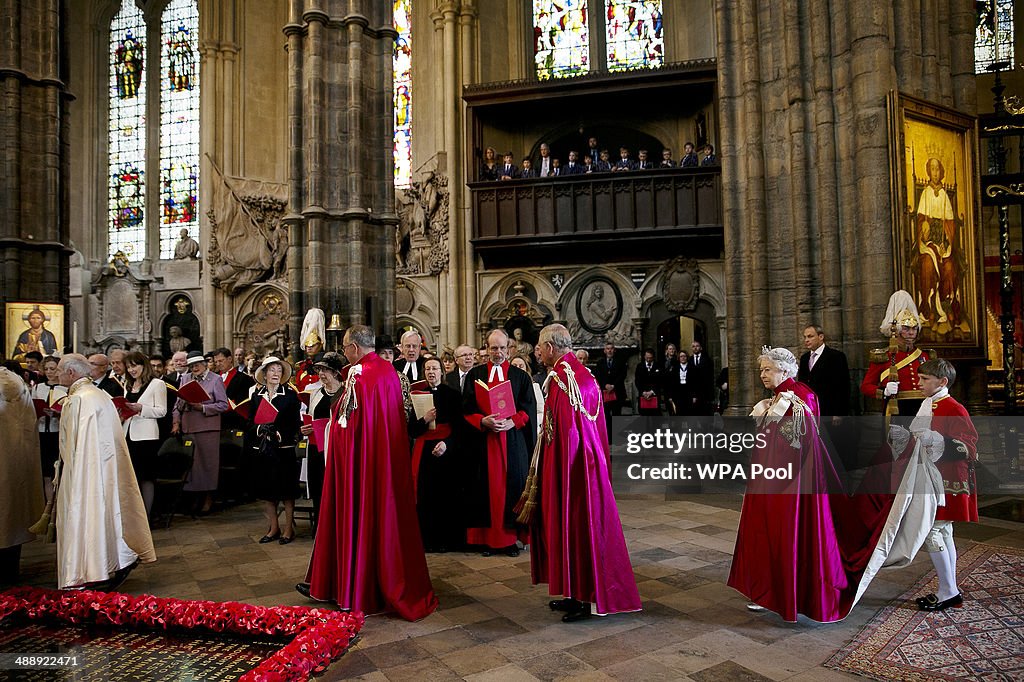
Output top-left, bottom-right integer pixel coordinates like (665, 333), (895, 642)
(396, 171), (449, 275)
(241, 289), (290, 358)
(660, 257), (701, 314)
(206, 171), (288, 295)
(90, 253), (153, 352)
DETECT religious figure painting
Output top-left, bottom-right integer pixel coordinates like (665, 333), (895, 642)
(6, 303), (64, 360)
(891, 93), (982, 353)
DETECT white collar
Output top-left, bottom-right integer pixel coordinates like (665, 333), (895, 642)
(489, 363), (505, 383)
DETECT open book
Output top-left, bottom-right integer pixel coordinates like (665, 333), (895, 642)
(474, 379), (515, 420)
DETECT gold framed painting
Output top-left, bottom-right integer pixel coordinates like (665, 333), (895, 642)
(889, 92), (983, 355)
(6, 302), (64, 360)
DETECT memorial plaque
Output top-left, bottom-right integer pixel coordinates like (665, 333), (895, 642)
(0, 619), (281, 680)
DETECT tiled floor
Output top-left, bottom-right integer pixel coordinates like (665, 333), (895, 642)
(14, 494), (1024, 681)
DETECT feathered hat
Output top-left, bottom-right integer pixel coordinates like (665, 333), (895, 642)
(300, 308), (326, 349)
(879, 290), (921, 336)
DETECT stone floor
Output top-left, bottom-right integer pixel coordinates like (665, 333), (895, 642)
(14, 493), (1024, 681)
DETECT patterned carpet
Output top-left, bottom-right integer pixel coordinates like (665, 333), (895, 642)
(826, 543), (1024, 681)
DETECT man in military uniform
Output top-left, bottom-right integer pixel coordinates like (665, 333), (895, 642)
(294, 309), (327, 395)
(861, 290), (931, 416)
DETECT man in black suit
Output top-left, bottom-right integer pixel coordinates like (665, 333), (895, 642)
(797, 325), (850, 419)
(594, 342), (627, 433)
(688, 340), (715, 415)
(394, 329), (426, 382)
(564, 150), (585, 175)
(519, 158), (537, 179)
(535, 143), (553, 178)
(87, 353), (124, 397)
(635, 149), (654, 170)
(166, 350), (189, 387)
(633, 348), (662, 415)
(446, 344), (476, 392)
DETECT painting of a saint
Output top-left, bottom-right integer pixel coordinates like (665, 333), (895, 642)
(6, 304), (64, 360)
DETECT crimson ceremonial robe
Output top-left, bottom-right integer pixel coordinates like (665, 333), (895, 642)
(728, 378), (897, 623)
(305, 352), (437, 621)
(530, 352), (641, 616)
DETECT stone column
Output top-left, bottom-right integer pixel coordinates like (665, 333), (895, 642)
(285, 0), (397, 352)
(0, 0), (71, 342)
(716, 0), (975, 412)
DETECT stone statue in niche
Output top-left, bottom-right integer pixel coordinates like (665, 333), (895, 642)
(243, 291), (290, 359)
(173, 228), (200, 260)
(167, 325), (192, 353)
(396, 171), (449, 275)
(205, 162), (288, 295)
(162, 296), (201, 359)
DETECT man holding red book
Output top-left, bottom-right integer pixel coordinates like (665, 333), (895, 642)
(461, 329), (536, 557)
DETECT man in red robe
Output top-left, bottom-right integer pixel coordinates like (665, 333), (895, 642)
(530, 324), (642, 622)
(462, 329), (535, 557)
(296, 325), (437, 621)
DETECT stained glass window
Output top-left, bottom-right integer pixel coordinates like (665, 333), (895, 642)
(393, 0), (412, 187)
(976, 0), (1014, 73)
(533, 0), (589, 80)
(108, 0), (146, 261)
(605, 0), (663, 72)
(160, 0), (200, 259)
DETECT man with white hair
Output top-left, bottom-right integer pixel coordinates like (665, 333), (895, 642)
(394, 329), (425, 382)
(54, 354), (155, 590)
(88, 353), (123, 397)
(445, 344), (476, 391)
(529, 324), (641, 623)
(298, 325), (437, 620)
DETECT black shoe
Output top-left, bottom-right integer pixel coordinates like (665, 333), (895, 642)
(506, 546), (520, 558)
(279, 535), (294, 545)
(482, 549), (494, 557)
(549, 598), (580, 612)
(920, 593), (963, 611)
(915, 593), (938, 608)
(259, 531), (281, 544)
(562, 602), (592, 623)
(294, 582), (331, 603)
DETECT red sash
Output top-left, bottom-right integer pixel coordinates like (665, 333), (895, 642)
(411, 423), (452, 503)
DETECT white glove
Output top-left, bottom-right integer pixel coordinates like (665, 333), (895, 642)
(883, 381), (899, 398)
(888, 424), (910, 457)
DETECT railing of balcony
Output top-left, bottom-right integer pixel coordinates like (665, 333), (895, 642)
(470, 167), (720, 240)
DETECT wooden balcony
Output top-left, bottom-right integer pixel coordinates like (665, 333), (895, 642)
(469, 167), (723, 267)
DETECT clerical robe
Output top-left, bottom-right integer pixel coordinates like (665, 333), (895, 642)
(462, 360), (536, 549)
(305, 352), (437, 621)
(0, 367), (43, 551)
(57, 378), (156, 589)
(530, 352), (642, 616)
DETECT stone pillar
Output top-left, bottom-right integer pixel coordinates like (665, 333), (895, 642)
(716, 0), (975, 412)
(0, 0), (71, 343)
(284, 0), (397, 353)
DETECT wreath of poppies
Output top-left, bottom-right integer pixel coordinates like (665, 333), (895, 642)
(0, 586), (363, 681)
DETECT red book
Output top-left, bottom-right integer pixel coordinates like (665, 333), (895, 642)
(177, 380), (211, 404)
(48, 394), (65, 413)
(474, 379), (516, 420)
(253, 398), (279, 425)
(33, 399), (48, 419)
(639, 396), (658, 410)
(602, 388), (616, 403)
(111, 396), (136, 421)
(297, 391), (311, 407)
(229, 397), (252, 421)
(312, 418), (330, 451)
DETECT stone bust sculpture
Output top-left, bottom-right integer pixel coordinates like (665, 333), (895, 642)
(174, 228), (199, 260)
(168, 325), (192, 352)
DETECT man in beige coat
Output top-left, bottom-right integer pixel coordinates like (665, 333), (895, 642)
(56, 354), (155, 589)
(0, 366), (43, 583)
